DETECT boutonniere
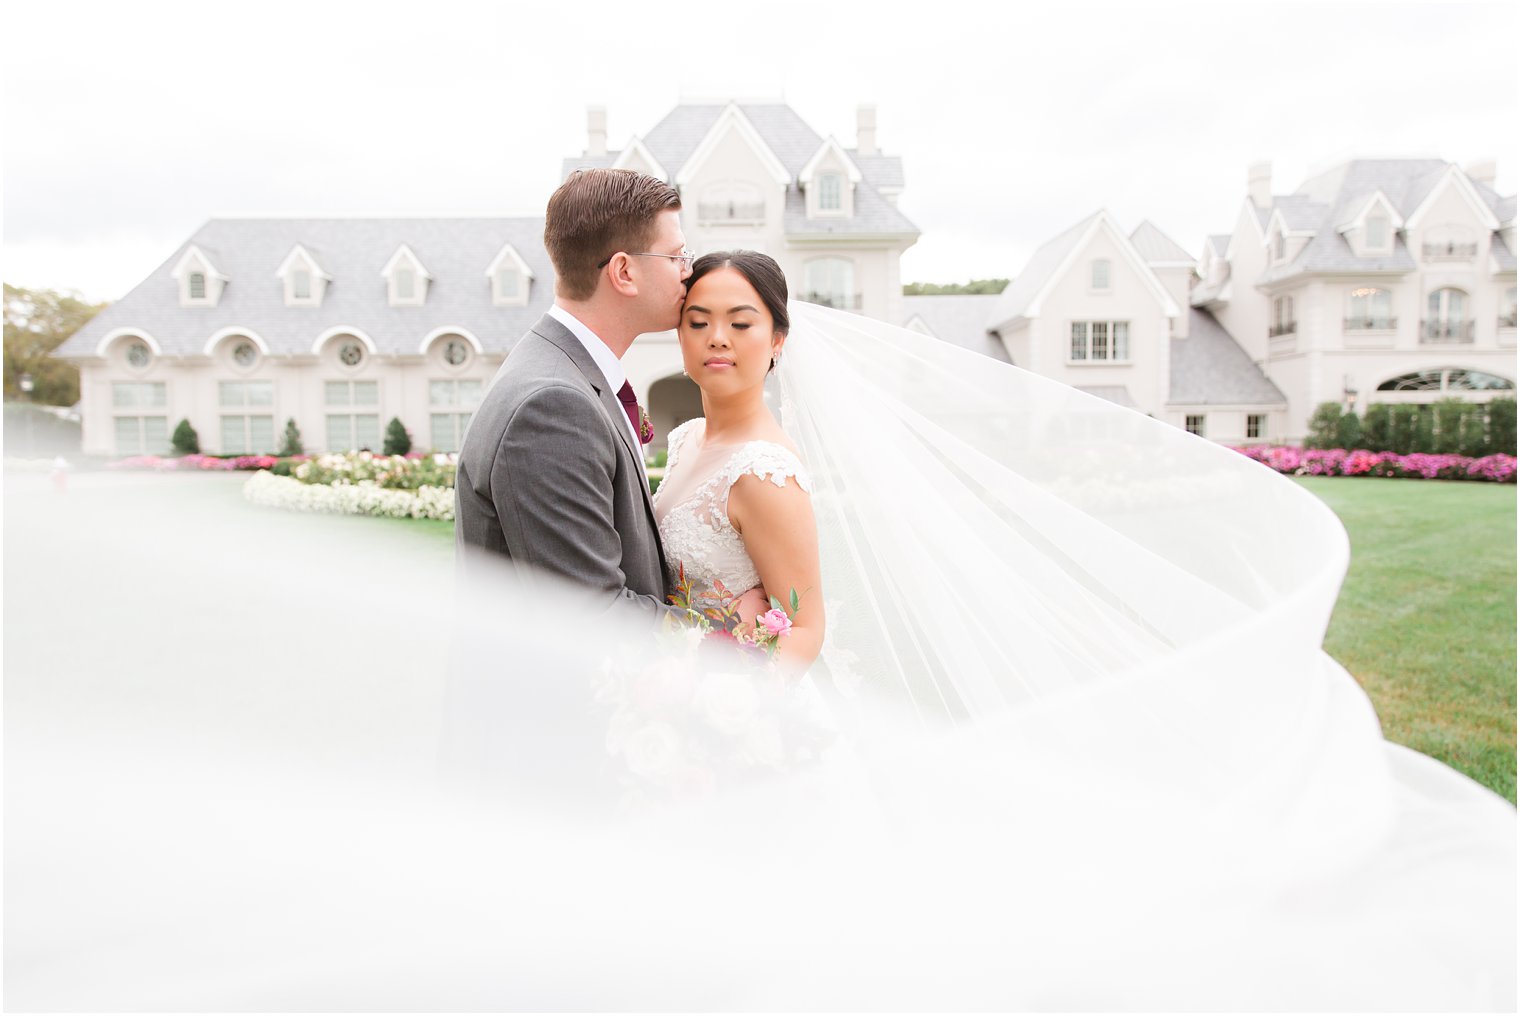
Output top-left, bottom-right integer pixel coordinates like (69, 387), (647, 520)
(639, 406), (654, 445)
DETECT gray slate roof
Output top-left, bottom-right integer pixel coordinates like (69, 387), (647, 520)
(1498, 195), (1516, 224)
(562, 103), (918, 237)
(1129, 220), (1194, 264)
(54, 218), (555, 359)
(901, 294), (1010, 363)
(988, 211), (1102, 327)
(1169, 309), (1286, 406)
(1255, 160), (1513, 285)
(1207, 234), (1231, 255)
(1494, 232), (1517, 272)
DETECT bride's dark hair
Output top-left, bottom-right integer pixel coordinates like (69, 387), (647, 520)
(685, 250), (790, 338)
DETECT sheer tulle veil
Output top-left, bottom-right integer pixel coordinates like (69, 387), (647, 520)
(4, 302), (1514, 1010)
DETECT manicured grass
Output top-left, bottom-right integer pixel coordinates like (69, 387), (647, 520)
(1294, 477), (1517, 802)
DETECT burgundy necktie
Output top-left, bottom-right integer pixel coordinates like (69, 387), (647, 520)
(616, 381), (642, 443)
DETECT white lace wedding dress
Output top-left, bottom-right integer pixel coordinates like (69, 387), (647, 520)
(652, 417), (812, 610)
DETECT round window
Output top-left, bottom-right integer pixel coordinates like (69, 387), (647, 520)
(125, 341), (150, 368)
(232, 341), (258, 367)
(442, 339), (469, 366)
(339, 341), (364, 367)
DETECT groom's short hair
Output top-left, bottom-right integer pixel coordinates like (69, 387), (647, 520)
(545, 169), (682, 301)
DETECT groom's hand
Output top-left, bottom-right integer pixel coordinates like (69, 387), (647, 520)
(732, 586), (769, 635)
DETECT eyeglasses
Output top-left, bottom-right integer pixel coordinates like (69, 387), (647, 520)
(597, 249), (695, 269)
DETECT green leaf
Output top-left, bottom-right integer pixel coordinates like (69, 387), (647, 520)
(789, 588), (800, 614)
(769, 595), (783, 612)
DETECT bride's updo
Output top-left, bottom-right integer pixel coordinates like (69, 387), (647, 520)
(685, 250), (790, 338)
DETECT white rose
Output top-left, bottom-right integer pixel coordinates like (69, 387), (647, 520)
(696, 671), (759, 736)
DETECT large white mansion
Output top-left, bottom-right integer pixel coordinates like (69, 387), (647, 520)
(54, 101), (1514, 455)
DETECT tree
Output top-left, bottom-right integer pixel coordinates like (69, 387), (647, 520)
(3, 284), (108, 405)
(902, 279), (1011, 296)
(383, 417), (412, 456)
(1362, 403), (1393, 452)
(1305, 402), (1342, 450)
(171, 419), (200, 455)
(1412, 406), (1436, 453)
(1432, 398), (1466, 454)
(278, 418), (304, 457)
(1458, 403), (1489, 458)
(1389, 406), (1419, 454)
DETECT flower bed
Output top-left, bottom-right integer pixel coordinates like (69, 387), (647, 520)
(293, 451), (455, 489)
(1233, 446), (1517, 483)
(243, 470), (454, 521)
(109, 453), (293, 471)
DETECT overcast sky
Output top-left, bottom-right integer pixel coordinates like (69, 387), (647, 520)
(3, 0), (1515, 303)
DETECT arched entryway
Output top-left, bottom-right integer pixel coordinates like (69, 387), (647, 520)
(647, 372), (703, 454)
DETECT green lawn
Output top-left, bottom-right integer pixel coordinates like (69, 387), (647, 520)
(1295, 477), (1517, 802)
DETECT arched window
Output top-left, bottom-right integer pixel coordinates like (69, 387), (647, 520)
(803, 258), (856, 310)
(1424, 288), (1470, 343)
(1376, 368), (1514, 392)
(1091, 259), (1111, 290)
(1346, 287), (1393, 330)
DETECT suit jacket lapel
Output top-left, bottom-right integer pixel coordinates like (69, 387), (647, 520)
(530, 315), (663, 529)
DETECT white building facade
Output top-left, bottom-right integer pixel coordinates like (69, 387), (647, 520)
(56, 102), (919, 457)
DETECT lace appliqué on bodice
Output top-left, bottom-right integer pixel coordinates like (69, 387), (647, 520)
(653, 419), (812, 607)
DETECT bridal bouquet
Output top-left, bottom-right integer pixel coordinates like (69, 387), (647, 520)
(592, 569), (833, 809)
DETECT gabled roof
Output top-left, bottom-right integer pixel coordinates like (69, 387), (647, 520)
(380, 243), (432, 279)
(610, 136), (669, 182)
(1207, 234), (1232, 255)
(1493, 233), (1517, 273)
(1335, 190), (1404, 233)
(1498, 195), (1516, 226)
(1169, 309), (1287, 406)
(170, 243), (228, 282)
(900, 294), (1009, 363)
(1129, 220), (1195, 265)
(1403, 163), (1501, 230)
(561, 102), (918, 237)
(987, 211), (1180, 328)
(274, 243), (332, 281)
(54, 218), (555, 359)
(672, 104), (792, 187)
(1265, 196), (1326, 235)
(798, 136), (863, 184)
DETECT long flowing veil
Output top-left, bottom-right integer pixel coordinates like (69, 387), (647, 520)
(4, 303), (1514, 1010)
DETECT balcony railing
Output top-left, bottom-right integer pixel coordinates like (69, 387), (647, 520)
(1344, 316), (1397, 331)
(698, 201), (765, 223)
(1420, 318), (1475, 343)
(1268, 322), (1297, 337)
(800, 291), (863, 310)
(1422, 241), (1478, 261)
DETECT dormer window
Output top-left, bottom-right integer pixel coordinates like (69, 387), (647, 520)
(819, 174), (842, 211)
(1365, 215), (1389, 249)
(1273, 232), (1286, 261)
(798, 136), (862, 219)
(382, 244), (431, 307)
(1091, 259), (1111, 290)
(485, 242), (535, 307)
(275, 244), (331, 307)
(171, 244), (228, 307)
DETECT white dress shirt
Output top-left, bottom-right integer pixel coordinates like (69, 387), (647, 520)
(546, 303), (644, 455)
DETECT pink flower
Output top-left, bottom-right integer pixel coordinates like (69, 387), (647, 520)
(757, 608), (793, 638)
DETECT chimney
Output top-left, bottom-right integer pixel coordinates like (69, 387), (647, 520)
(856, 104), (877, 157)
(1465, 158), (1496, 188)
(587, 106), (607, 157)
(1248, 161), (1272, 209)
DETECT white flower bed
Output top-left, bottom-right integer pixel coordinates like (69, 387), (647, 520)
(243, 470), (454, 521)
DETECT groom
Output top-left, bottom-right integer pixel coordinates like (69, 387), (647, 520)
(455, 169), (687, 617)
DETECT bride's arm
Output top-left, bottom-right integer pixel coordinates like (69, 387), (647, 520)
(726, 474), (824, 672)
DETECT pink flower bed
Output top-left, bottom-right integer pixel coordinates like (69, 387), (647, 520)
(108, 454), (296, 471)
(1232, 446), (1517, 483)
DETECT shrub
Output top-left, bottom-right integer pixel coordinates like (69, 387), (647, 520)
(383, 417), (412, 456)
(171, 418), (200, 455)
(1432, 399), (1465, 454)
(278, 418), (304, 457)
(1412, 406), (1436, 453)
(1488, 398), (1517, 455)
(1305, 402), (1343, 450)
(1362, 403), (1393, 452)
(1458, 404), (1489, 458)
(1389, 405), (1419, 454)
(1335, 411), (1363, 451)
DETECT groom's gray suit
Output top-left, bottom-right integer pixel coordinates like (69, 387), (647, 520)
(455, 313), (671, 618)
